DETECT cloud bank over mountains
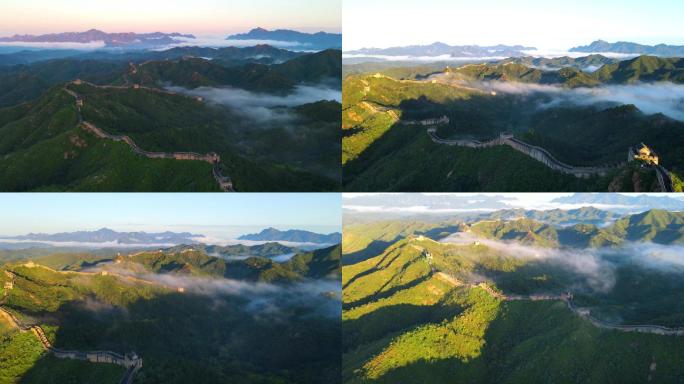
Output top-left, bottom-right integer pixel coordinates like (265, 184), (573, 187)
(464, 80), (684, 121)
(167, 84), (340, 123)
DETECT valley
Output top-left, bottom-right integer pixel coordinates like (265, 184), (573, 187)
(0, 241), (342, 384)
(342, 55), (684, 192)
(342, 195), (684, 383)
(0, 44), (342, 192)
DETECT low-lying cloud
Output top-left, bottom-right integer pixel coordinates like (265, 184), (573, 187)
(463, 80), (684, 121)
(442, 232), (684, 293)
(0, 238), (177, 249)
(160, 36), (310, 51)
(442, 232), (616, 292)
(167, 85), (340, 123)
(85, 264), (341, 319)
(0, 41), (107, 50)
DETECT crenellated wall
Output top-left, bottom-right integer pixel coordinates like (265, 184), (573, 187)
(425, 127), (627, 178)
(65, 84), (234, 192)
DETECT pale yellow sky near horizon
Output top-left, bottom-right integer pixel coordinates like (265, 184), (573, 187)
(0, 0), (341, 36)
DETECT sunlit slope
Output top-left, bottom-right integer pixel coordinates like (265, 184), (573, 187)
(470, 210), (684, 246)
(115, 244), (341, 282)
(0, 264), (156, 383)
(1, 249), (341, 383)
(342, 221), (462, 264)
(342, 235), (684, 383)
(342, 74), (474, 164)
(444, 55), (684, 86)
(342, 55), (684, 191)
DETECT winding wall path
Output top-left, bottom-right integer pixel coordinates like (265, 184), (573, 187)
(422, 123), (675, 191)
(64, 81), (235, 192)
(425, 127), (624, 178)
(412, 244), (684, 337)
(437, 269), (684, 336)
(1, 268), (143, 384)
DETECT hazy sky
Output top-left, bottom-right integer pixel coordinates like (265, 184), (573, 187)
(0, 0), (341, 36)
(344, 0), (684, 51)
(0, 193), (341, 236)
(343, 193), (684, 212)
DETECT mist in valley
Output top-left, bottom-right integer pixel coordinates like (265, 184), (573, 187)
(166, 84), (341, 124)
(85, 263), (341, 319)
(441, 232), (684, 293)
(442, 78), (684, 121)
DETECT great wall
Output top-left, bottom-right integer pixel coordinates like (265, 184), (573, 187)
(408, 117), (675, 191)
(64, 80), (235, 192)
(1, 267), (144, 383)
(412, 240), (684, 337)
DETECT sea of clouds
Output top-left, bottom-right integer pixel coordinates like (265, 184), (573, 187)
(454, 80), (684, 121)
(442, 232), (684, 293)
(166, 84), (341, 123)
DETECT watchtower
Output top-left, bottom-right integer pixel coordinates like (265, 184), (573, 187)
(628, 143), (659, 165)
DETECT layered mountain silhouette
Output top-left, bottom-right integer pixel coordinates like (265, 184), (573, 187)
(8, 228), (199, 244)
(0, 29), (194, 47)
(571, 40), (684, 56)
(238, 227), (342, 244)
(227, 28), (341, 50)
(347, 42), (536, 57)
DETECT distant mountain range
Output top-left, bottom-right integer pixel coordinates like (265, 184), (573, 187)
(127, 49), (341, 92)
(7, 228), (199, 244)
(500, 54), (618, 71)
(552, 194), (684, 211)
(346, 42), (536, 58)
(480, 206), (623, 226)
(0, 29), (195, 48)
(227, 28), (341, 50)
(443, 55), (684, 87)
(570, 40), (684, 56)
(0, 44), (304, 68)
(471, 209), (684, 247)
(238, 228), (342, 244)
(165, 242), (298, 258)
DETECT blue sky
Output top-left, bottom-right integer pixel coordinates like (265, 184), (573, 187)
(344, 0), (684, 50)
(0, 194), (341, 237)
(0, 0), (341, 36)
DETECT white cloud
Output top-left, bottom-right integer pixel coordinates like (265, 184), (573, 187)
(167, 85), (340, 123)
(0, 40), (106, 50)
(452, 79), (684, 121)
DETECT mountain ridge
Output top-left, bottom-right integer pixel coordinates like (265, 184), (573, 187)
(0, 29), (195, 48)
(239, 227), (342, 244)
(571, 39), (684, 56)
(227, 28), (341, 50)
(347, 42), (536, 58)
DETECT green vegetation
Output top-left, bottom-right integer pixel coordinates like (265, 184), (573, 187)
(0, 60), (126, 107)
(0, 242), (341, 383)
(0, 82), (339, 191)
(342, 216), (684, 383)
(0, 49), (341, 191)
(445, 55), (684, 87)
(131, 49), (341, 93)
(342, 55), (684, 191)
(122, 244), (340, 282)
(343, 121), (616, 191)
